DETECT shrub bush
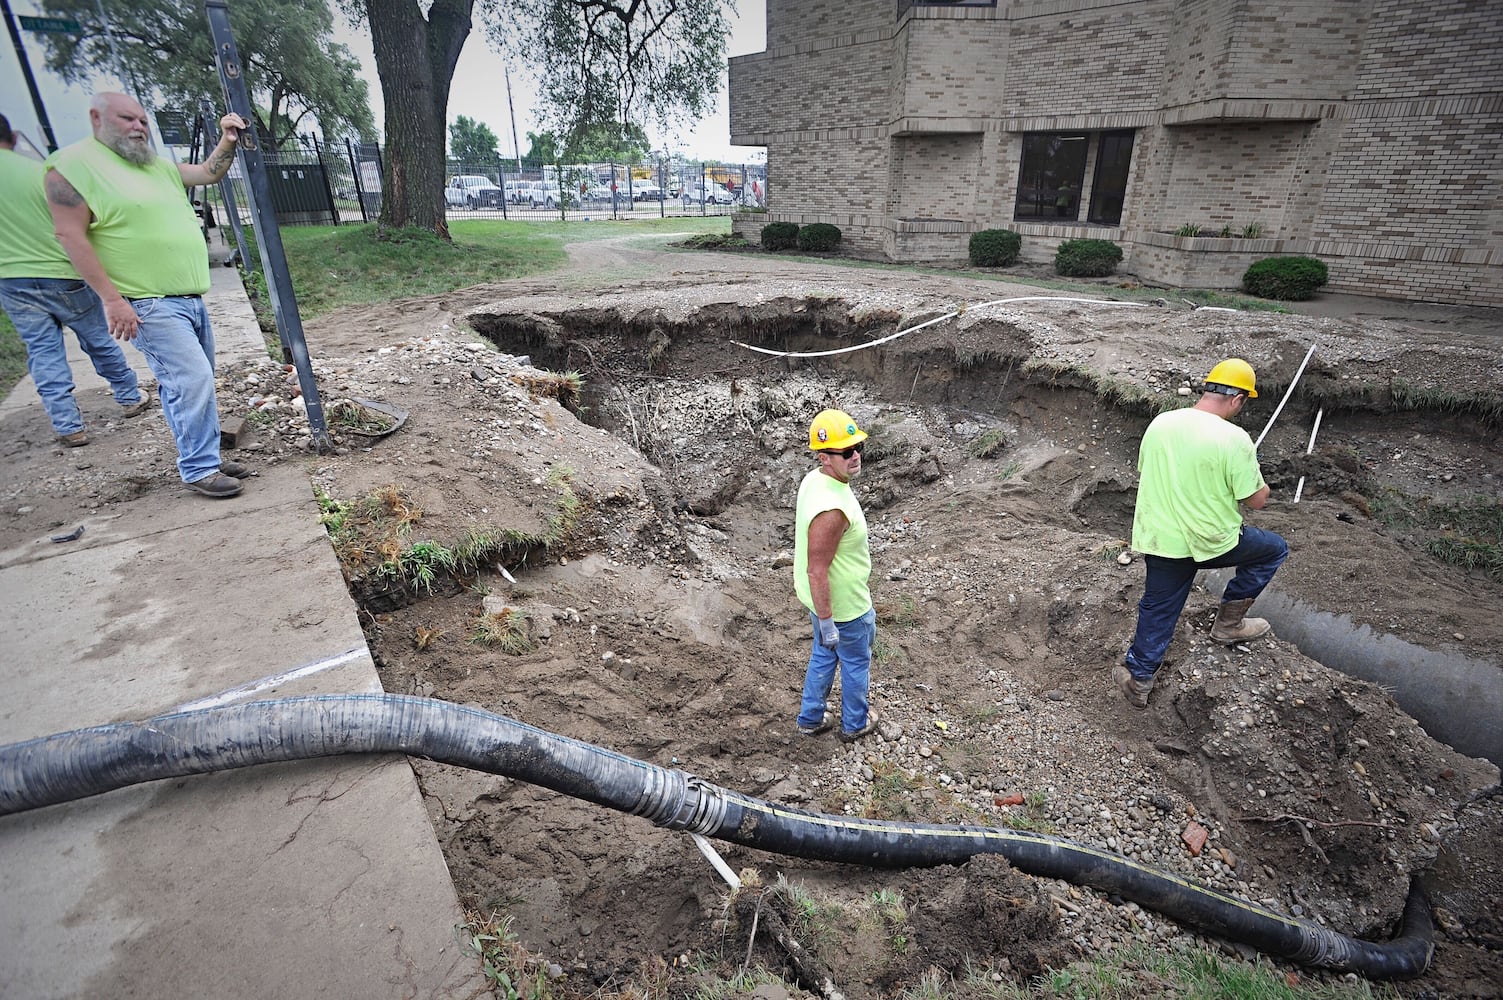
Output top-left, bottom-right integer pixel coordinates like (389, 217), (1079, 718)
(1242, 256), (1329, 300)
(1054, 238), (1124, 277)
(760, 221), (798, 251)
(797, 223), (842, 252)
(968, 229), (1022, 267)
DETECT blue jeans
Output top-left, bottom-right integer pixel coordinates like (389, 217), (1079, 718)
(1124, 525), (1289, 681)
(797, 607), (876, 734)
(0, 277), (142, 435)
(127, 295), (221, 483)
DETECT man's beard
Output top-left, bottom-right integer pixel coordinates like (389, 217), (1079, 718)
(104, 129), (155, 166)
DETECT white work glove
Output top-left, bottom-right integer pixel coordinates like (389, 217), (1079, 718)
(817, 616), (840, 649)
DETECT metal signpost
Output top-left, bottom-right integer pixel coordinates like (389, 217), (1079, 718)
(204, 0), (330, 451)
(2, 0), (65, 151)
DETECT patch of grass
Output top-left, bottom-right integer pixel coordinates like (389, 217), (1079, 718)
(241, 217), (728, 323)
(1021, 358), (1178, 416)
(328, 399), (399, 435)
(1368, 490), (1503, 582)
(0, 311), (27, 396)
(872, 632), (906, 667)
(457, 910), (552, 1000)
(969, 427), (1010, 459)
(1094, 539), (1129, 561)
(875, 594), (920, 630)
(513, 369), (585, 408)
(470, 606), (536, 654)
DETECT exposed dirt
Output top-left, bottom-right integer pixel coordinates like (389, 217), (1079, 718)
(4, 237), (1501, 997)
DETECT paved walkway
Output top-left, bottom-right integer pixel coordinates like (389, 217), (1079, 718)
(0, 262), (487, 998)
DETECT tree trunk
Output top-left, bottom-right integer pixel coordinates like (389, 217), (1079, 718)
(365, 0), (473, 237)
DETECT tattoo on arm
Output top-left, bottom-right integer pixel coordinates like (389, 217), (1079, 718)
(204, 146), (236, 178)
(45, 171), (84, 207)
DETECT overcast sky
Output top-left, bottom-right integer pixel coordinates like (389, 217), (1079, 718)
(2, 1), (767, 163)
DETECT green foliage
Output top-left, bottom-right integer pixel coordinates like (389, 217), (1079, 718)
(1241, 220), (1265, 238)
(470, 607), (537, 654)
(1174, 222), (1201, 237)
(1242, 255), (1330, 300)
(760, 221), (799, 251)
(1053, 238), (1124, 277)
(449, 115), (500, 163)
(457, 911), (551, 1000)
(492, 0), (729, 156)
(39, 0), (374, 148)
(797, 222), (842, 252)
(0, 310), (26, 398)
(969, 427), (1009, 459)
(968, 228), (1022, 267)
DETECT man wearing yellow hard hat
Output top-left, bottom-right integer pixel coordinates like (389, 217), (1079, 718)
(1115, 359), (1289, 708)
(792, 408), (881, 742)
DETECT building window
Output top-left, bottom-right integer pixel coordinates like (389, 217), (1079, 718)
(1088, 131), (1134, 226)
(1013, 130), (1134, 225)
(1014, 134), (1088, 220)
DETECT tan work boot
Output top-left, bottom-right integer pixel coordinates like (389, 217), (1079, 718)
(1112, 664), (1153, 709)
(1210, 598), (1272, 644)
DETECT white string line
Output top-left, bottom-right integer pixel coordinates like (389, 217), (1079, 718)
(1254, 341), (1318, 449)
(172, 645), (371, 712)
(731, 296), (1151, 360)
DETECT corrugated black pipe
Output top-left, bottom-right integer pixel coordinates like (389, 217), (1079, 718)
(0, 693), (1432, 979)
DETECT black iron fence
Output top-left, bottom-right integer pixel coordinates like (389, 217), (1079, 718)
(204, 136), (767, 227)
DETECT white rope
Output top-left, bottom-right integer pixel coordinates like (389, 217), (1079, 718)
(731, 296), (1148, 360)
(1254, 341), (1318, 449)
(1292, 406), (1325, 504)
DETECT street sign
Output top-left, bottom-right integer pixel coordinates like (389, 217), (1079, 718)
(18, 15), (83, 33)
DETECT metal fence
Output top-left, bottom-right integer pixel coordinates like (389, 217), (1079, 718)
(205, 137), (768, 227)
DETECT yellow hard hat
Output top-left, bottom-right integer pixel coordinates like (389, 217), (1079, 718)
(1204, 358), (1258, 398)
(808, 409), (868, 451)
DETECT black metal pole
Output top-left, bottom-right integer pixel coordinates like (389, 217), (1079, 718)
(310, 133), (338, 226)
(202, 100), (251, 273)
(204, 0), (330, 452)
(344, 137), (367, 223)
(2, 0), (59, 152)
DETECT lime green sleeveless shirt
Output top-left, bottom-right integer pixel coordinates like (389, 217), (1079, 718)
(46, 138), (209, 298)
(0, 149), (76, 279)
(793, 469), (872, 622)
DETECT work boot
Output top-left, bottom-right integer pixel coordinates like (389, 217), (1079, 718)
(1112, 664), (1153, 709)
(220, 460), (252, 479)
(58, 430), (89, 447)
(119, 391), (153, 418)
(1210, 598), (1272, 644)
(186, 473), (243, 498)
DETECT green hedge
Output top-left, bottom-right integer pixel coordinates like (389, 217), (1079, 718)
(1242, 256), (1329, 300)
(797, 223), (842, 252)
(760, 222), (798, 251)
(1054, 238), (1124, 277)
(969, 229), (1022, 267)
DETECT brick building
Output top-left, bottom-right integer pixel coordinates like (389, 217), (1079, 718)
(728, 0), (1503, 306)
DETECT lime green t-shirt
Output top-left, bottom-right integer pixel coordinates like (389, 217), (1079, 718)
(0, 148), (76, 279)
(1131, 407), (1265, 561)
(793, 468), (872, 622)
(46, 138), (209, 298)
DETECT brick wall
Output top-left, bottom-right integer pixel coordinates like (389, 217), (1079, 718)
(730, 0), (1503, 305)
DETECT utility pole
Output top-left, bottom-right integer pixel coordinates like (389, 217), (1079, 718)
(2, 0), (60, 151)
(505, 66), (522, 172)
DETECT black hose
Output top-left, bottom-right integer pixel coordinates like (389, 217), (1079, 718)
(0, 693), (1433, 979)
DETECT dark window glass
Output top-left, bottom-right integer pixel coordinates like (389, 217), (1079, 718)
(1014, 133), (1088, 220)
(1088, 130), (1134, 226)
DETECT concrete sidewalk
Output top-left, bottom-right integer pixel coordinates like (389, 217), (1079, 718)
(0, 264), (487, 997)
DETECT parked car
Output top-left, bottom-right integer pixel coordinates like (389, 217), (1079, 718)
(630, 182), (664, 202)
(445, 174), (503, 209)
(504, 179), (542, 205)
(682, 182), (733, 207)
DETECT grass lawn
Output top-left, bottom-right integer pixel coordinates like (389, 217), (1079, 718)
(0, 311), (25, 396)
(242, 216), (731, 319)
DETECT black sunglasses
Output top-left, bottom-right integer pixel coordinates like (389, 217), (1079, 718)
(822, 442), (864, 459)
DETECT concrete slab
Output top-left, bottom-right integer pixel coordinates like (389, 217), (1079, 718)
(0, 255), (487, 997)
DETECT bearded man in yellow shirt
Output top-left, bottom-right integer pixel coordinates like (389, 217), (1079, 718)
(46, 93), (249, 498)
